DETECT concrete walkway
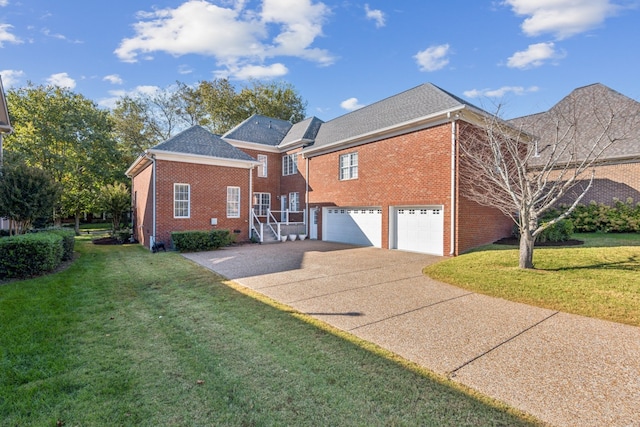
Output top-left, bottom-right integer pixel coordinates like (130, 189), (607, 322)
(183, 240), (640, 427)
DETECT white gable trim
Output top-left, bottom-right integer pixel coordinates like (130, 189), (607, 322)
(224, 138), (280, 153)
(149, 149), (261, 169)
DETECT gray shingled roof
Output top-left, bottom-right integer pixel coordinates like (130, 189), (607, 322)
(223, 114), (292, 146)
(510, 83), (640, 165)
(280, 116), (324, 146)
(312, 83), (480, 148)
(152, 125), (257, 162)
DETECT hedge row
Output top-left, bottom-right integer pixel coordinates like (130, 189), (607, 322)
(0, 229), (75, 279)
(567, 199), (640, 233)
(171, 229), (235, 252)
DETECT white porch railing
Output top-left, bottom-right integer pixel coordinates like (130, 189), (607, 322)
(252, 208), (306, 242)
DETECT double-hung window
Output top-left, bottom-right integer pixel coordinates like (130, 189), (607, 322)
(282, 153), (298, 176)
(226, 186), (240, 218)
(289, 192), (299, 212)
(174, 183), (190, 218)
(257, 154), (268, 177)
(253, 192), (270, 216)
(339, 152), (358, 180)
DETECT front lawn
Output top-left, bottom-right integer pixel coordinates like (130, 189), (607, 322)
(0, 238), (538, 426)
(424, 233), (640, 326)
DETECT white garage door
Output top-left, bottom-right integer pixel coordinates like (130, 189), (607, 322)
(323, 207), (382, 247)
(395, 207), (444, 255)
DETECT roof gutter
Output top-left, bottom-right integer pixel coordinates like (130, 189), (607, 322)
(303, 105), (467, 158)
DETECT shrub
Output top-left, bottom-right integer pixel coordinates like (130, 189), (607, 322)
(171, 229), (235, 252)
(46, 229), (76, 260)
(537, 219), (574, 243)
(0, 232), (64, 278)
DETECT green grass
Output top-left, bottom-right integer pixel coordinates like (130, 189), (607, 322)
(424, 233), (640, 326)
(0, 238), (538, 426)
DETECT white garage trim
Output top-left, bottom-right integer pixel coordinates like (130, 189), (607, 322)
(323, 207), (382, 247)
(391, 206), (444, 255)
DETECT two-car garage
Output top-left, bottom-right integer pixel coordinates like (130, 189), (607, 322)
(321, 206), (444, 256)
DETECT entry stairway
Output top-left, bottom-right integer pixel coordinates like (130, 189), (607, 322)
(251, 209), (307, 244)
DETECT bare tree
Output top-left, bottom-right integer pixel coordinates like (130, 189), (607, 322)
(458, 84), (640, 268)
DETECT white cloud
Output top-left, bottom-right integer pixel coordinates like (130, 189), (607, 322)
(464, 85), (539, 98)
(507, 42), (565, 69)
(41, 28), (83, 44)
(46, 72), (76, 89)
(103, 74), (124, 85)
(115, 0), (334, 80)
(414, 44), (450, 72)
(340, 97), (365, 111)
(0, 23), (22, 47)
(504, 0), (620, 39)
(220, 63), (288, 80)
(0, 69), (24, 87)
(178, 64), (193, 75)
(0, 1), (8, 7)
(364, 4), (385, 28)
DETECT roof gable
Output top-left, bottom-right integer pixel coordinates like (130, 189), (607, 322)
(152, 125), (257, 162)
(511, 83), (640, 163)
(279, 116), (323, 148)
(0, 76), (12, 133)
(223, 114), (292, 146)
(311, 83), (478, 150)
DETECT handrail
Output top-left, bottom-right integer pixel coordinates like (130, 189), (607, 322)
(267, 209), (280, 240)
(251, 209), (263, 243)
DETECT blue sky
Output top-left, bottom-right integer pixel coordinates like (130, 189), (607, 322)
(1, 0), (639, 121)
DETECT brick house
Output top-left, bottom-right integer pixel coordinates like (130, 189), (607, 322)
(126, 83), (525, 255)
(510, 83), (640, 207)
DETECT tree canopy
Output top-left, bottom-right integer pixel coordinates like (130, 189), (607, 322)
(5, 84), (123, 232)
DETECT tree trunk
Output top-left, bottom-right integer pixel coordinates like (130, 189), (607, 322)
(519, 229), (535, 269)
(74, 214), (80, 236)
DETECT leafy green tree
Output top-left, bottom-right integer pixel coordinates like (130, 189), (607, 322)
(0, 163), (60, 235)
(5, 84), (123, 234)
(237, 80), (307, 125)
(97, 182), (130, 232)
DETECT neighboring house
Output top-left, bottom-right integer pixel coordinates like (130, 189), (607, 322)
(0, 75), (13, 230)
(127, 83), (523, 255)
(510, 83), (640, 207)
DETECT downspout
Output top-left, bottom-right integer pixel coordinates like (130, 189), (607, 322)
(449, 115), (457, 256)
(305, 156), (310, 236)
(151, 154), (157, 251)
(248, 165), (254, 239)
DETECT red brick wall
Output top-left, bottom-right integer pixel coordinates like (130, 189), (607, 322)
(154, 160), (252, 248)
(456, 195), (513, 254)
(308, 124), (454, 253)
(553, 161), (640, 206)
(239, 148), (281, 210)
(131, 162), (154, 248)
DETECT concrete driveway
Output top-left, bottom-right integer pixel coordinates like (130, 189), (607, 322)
(183, 240), (640, 427)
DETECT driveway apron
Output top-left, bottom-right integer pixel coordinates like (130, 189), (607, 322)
(183, 240), (640, 427)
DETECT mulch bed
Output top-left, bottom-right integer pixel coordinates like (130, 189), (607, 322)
(92, 237), (121, 245)
(493, 237), (584, 247)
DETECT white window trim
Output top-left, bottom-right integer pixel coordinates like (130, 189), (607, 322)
(257, 154), (268, 177)
(173, 183), (190, 218)
(289, 192), (299, 212)
(282, 153), (298, 176)
(253, 192), (271, 216)
(227, 186), (240, 218)
(339, 152), (358, 180)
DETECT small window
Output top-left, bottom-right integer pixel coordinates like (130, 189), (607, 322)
(253, 192), (270, 216)
(227, 186), (240, 218)
(289, 192), (300, 212)
(282, 153), (298, 176)
(339, 152), (358, 180)
(174, 183), (190, 218)
(257, 154), (268, 178)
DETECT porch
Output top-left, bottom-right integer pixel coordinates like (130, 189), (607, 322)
(251, 209), (308, 243)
